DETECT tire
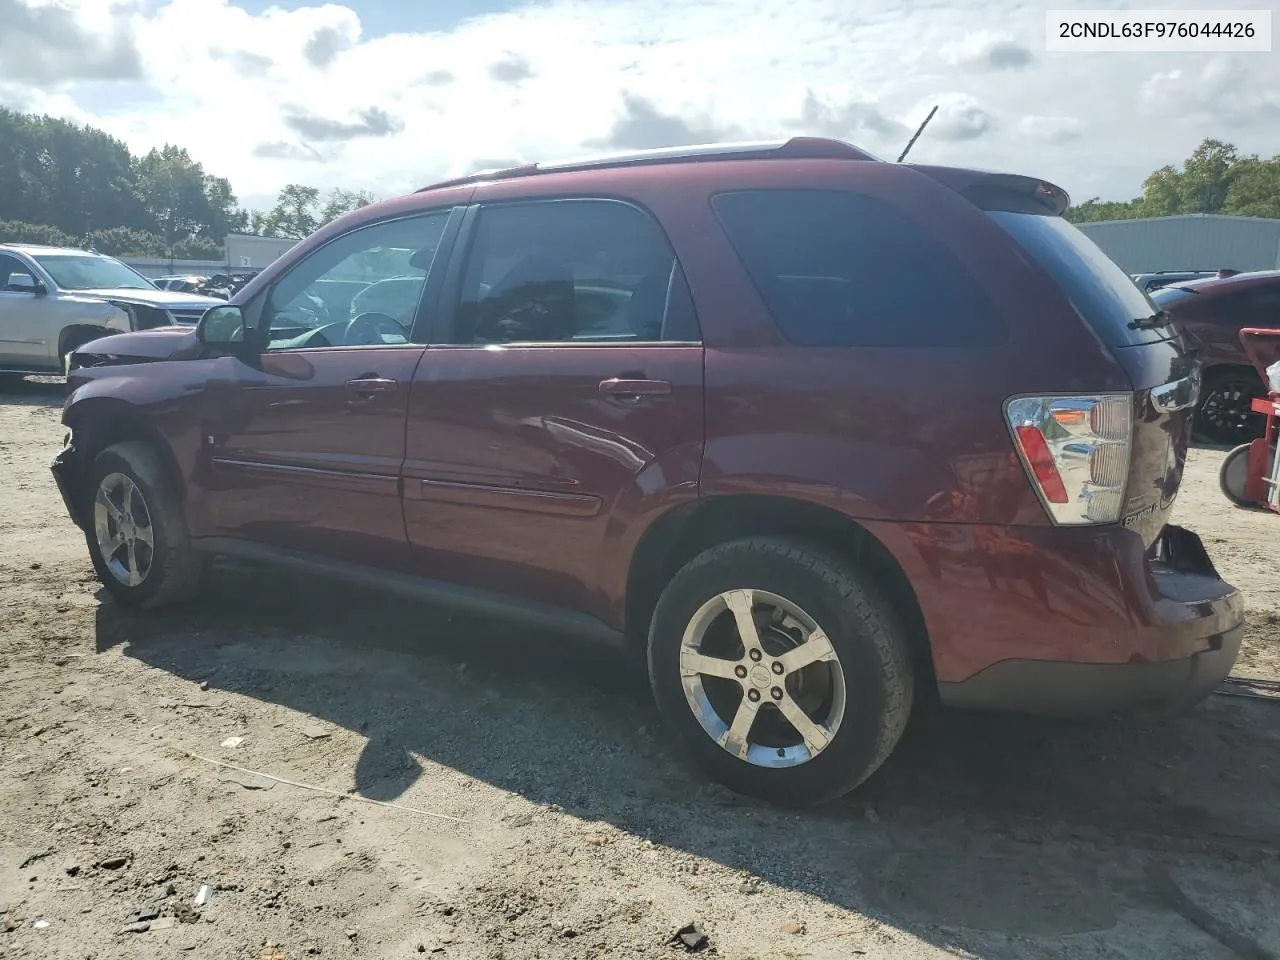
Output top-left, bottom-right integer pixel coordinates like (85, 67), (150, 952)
(85, 441), (206, 607)
(1195, 370), (1265, 446)
(647, 537), (913, 805)
(1219, 442), (1268, 508)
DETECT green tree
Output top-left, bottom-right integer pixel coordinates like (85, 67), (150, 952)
(259, 184), (322, 239)
(1137, 165), (1182, 217)
(1175, 139), (1239, 213)
(86, 226), (166, 257)
(1225, 156), (1280, 219)
(1065, 198), (1144, 223)
(1067, 138), (1280, 223)
(247, 209), (271, 236)
(320, 188), (376, 227)
(133, 145), (244, 249)
(0, 109), (148, 236)
(173, 236), (224, 260)
(0, 219), (76, 247)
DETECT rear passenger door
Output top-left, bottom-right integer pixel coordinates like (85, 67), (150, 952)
(404, 198), (704, 622)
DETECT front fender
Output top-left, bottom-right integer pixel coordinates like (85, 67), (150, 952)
(58, 359), (217, 528)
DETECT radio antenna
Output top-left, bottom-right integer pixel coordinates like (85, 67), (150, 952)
(897, 105), (938, 162)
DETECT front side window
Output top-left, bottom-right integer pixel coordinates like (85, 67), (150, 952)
(449, 200), (698, 345)
(712, 189), (1005, 348)
(264, 212), (451, 350)
(0, 254), (28, 288)
(33, 254), (154, 291)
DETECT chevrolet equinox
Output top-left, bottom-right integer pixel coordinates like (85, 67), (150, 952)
(52, 138), (1243, 804)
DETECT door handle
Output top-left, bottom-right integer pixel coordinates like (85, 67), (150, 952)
(599, 378), (672, 402)
(345, 377), (398, 398)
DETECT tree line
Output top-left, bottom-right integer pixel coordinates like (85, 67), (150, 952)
(1067, 139), (1280, 223)
(0, 108), (374, 260)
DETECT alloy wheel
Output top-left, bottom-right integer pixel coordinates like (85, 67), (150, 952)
(93, 472), (155, 587)
(679, 588), (846, 768)
(1199, 379), (1263, 444)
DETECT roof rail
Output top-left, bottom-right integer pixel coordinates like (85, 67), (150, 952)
(417, 136), (879, 192)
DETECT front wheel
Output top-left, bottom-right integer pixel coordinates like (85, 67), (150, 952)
(647, 538), (913, 805)
(86, 441), (206, 607)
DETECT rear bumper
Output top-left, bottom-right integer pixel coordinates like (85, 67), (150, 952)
(938, 623), (1241, 715)
(884, 521), (1245, 715)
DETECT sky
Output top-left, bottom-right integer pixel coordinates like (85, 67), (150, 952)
(1, 0), (1278, 214)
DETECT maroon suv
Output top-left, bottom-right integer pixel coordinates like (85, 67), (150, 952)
(1152, 270), (1280, 445)
(52, 138), (1243, 804)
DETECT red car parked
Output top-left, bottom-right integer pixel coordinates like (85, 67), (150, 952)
(1152, 270), (1280, 445)
(52, 138), (1243, 804)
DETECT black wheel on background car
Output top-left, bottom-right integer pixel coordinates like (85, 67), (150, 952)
(1195, 370), (1265, 446)
(86, 441), (206, 608)
(647, 537), (913, 805)
(1219, 442), (1268, 508)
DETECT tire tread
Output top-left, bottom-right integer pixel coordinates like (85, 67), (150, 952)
(647, 536), (913, 804)
(89, 441), (204, 608)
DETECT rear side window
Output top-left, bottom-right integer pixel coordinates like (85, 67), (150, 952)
(986, 212), (1167, 346)
(711, 189), (1005, 348)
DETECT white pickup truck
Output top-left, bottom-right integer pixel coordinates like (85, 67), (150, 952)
(0, 244), (223, 377)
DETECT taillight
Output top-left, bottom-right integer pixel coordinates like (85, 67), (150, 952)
(1005, 394), (1132, 524)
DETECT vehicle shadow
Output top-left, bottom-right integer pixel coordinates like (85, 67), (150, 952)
(0, 375), (65, 408)
(95, 561), (1280, 954)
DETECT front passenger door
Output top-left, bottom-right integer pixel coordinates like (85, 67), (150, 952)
(0, 254), (49, 368)
(200, 209), (460, 571)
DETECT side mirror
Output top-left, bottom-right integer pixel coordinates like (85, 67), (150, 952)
(197, 304), (247, 347)
(5, 273), (45, 295)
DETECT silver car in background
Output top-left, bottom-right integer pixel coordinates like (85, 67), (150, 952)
(0, 244), (223, 376)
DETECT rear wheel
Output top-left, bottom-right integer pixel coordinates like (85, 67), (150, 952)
(86, 441), (205, 607)
(1196, 370), (1265, 446)
(647, 537), (913, 805)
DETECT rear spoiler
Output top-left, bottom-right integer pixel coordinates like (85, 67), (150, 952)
(907, 166), (1071, 217)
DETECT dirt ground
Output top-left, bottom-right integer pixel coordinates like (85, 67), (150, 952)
(2, 375), (1279, 960)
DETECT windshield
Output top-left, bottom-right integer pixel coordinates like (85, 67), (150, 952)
(986, 212), (1168, 346)
(34, 255), (156, 291)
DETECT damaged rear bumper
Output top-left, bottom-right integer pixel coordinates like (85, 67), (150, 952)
(937, 524), (1244, 716)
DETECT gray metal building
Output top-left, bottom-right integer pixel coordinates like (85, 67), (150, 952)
(1075, 214), (1280, 274)
(224, 233), (297, 270)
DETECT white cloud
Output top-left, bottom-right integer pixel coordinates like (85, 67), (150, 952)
(1, 0), (1278, 208)
(946, 31), (1034, 71)
(1142, 57), (1280, 128)
(0, 0), (142, 84)
(919, 93), (998, 142)
(1018, 115), (1081, 144)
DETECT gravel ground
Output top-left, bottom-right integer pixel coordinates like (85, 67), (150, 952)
(1, 376), (1278, 960)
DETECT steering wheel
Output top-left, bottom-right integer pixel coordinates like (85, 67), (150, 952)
(344, 311), (408, 346)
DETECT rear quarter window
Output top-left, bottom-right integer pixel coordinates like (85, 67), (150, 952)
(986, 212), (1168, 346)
(711, 189), (1006, 348)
